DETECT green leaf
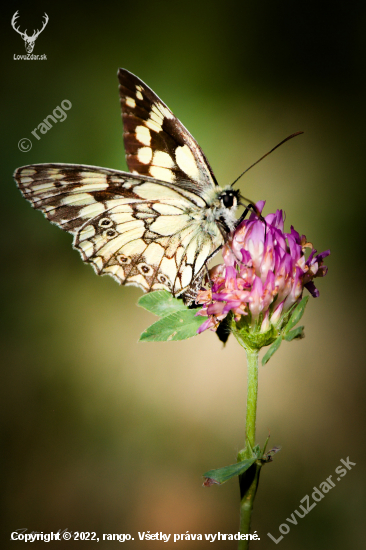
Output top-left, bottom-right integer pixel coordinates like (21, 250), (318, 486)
(139, 310), (207, 342)
(284, 296), (309, 334)
(138, 290), (187, 317)
(261, 336), (282, 366)
(203, 458), (257, 486)
(284, 326), (305, 341)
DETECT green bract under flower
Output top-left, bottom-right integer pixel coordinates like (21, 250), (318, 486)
(196, 201), (330, 350)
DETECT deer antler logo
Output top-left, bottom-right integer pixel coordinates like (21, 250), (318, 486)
(11, 11), (49, 54)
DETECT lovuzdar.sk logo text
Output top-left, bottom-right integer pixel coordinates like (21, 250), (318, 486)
(11, 11), (48, 60)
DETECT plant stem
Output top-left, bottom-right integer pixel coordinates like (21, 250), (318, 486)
(244, 348), (259, 450)
(239, 462), (261, 549)
(238, 347), (260, 550)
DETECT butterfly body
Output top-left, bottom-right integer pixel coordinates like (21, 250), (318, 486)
(14, 69), (242, 304)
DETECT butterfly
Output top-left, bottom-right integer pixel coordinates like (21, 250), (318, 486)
(14, 69), (246, 305)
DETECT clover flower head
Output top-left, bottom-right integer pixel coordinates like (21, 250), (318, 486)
(196, 201), (330, 343)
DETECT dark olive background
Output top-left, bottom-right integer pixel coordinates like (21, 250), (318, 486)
(2, 1), (365, 548)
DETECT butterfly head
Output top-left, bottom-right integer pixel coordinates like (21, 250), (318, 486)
(205, 186), (241, 236)
(219, 188), (241, 210)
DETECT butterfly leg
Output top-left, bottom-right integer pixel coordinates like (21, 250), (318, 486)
(237, 202), (267, 240)
(236, 202), (257, 224)
(204, 263), (212, 288)
(185, 264), (212, 309)
(182, 243), (223, 307)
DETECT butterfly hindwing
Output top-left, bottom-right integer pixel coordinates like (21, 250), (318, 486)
(14, 164), (220, 298)
(15, 164), (139, 233)
(118, 68), (218, 199)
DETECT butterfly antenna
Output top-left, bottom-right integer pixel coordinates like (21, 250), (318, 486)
(230, 131), (304, 188)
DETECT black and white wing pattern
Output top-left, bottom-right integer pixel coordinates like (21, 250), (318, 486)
(118, 68), (218, 200)
(14, 70), (238, 303)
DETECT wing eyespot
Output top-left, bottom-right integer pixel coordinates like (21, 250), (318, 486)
(103, 229), (117, 238)
(138, 263), (154, 276)
(99, 217), (113, 228)
(117, 254), (131, 265)
(158, 274), (171, 287)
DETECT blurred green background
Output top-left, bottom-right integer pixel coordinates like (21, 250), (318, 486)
(2, 0), (365, 548)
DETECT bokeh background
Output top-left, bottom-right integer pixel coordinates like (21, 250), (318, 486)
(2, 0), (365, 548)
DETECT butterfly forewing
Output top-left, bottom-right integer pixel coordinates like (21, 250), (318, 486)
(118, 69), (218, 200)
(14, 164), (221, 299)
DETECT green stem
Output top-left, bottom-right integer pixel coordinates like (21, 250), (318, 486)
(238, 347), (260, 550)
(244, 348), (259, 449)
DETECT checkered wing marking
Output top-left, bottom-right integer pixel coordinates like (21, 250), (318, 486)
(14, 164), (220, 296)
(118, 68), (218, 200)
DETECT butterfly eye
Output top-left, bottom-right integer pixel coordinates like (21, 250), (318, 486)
(222, 194), (236, 208)
(99, 218), (113, 228)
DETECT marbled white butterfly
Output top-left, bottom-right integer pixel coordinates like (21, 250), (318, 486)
(14, 69), (255, 305)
